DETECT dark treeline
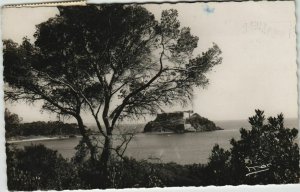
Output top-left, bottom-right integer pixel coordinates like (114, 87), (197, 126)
(5, 108), (80, 138)
(6, 121), (80, 138)
(6, 110), (300, 190)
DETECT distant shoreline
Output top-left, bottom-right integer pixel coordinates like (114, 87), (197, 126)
(7, 135), (82, 143)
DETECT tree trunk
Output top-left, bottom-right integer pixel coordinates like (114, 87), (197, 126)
(100, 133), (112, 166)
(76, 115), (96, 161)
(100, 131), (113, 187)
(101, 100), (112, 167)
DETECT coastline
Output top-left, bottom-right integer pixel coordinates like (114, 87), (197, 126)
(7, 135), (82, 144)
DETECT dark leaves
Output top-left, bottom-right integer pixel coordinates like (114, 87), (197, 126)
(210, 110), (300, 185)
(3, 4), (222, 128)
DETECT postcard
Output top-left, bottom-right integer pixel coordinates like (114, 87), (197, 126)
(1, 0), (299, 190)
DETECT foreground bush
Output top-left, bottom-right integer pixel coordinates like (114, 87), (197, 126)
(206, 110), (300, 185)
(7, 144), (208, 189)
(6, 144), (82, 190)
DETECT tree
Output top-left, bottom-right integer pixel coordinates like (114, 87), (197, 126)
(207, 110), (299, 185)
(206, 144), (231, 185)
(5, 108), (22, 137)
(5, 108), (22, 125)
(3, 5), (222, 168)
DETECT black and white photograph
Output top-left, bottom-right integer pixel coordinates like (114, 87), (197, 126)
(2, 0), (299, 190)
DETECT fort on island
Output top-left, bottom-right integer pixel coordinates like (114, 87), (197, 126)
(144, 111), (223, 133)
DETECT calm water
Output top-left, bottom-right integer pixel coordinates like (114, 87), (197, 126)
(12, 118), (298, 164)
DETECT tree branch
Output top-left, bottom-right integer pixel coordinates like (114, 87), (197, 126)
(110, 36), (166, 127)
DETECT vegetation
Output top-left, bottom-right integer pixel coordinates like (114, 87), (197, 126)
(5, 109), (22, 138)
(6, 121), (80, 138)
(5, 108), (22, 125)
(7, 144), (82, 190)
(206, 110), (300, 185)
(6, 144), (213, 190)
(186, 113), (223, 131)
(5, 109), (80, 138)
(3, 5), (222, 168)
(6, 110), (299, 190)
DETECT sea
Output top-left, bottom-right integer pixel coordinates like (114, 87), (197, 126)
(11, 118), (299, 165)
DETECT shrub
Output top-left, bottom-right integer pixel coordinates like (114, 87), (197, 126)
(207, 110), (300, 185)
(6, 144), (82, 190)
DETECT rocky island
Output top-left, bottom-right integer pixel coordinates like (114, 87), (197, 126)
(144, 111), (223, 133)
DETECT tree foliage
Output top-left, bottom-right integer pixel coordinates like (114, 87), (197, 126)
(5, 108), (22, 125)
(6, 144), (207, 190)
(3, 5), (222, 164)
(6, 144), (82, 190)
(207, 110), (300, 185)
(5, 109), (22, 138)
(6, 121), (80, 138)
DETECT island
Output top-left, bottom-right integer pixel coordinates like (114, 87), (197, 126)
(144, 111), (223, 133)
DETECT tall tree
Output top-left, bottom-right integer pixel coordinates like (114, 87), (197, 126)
(4, 5), (222, 166)
(5, 108), (22, 126)
(5, 108), (22, 138)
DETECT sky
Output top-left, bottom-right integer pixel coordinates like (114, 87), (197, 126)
(2, 1), (298, 122)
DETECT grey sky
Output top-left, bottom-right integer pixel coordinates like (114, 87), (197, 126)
(2, 1), (298, 122)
